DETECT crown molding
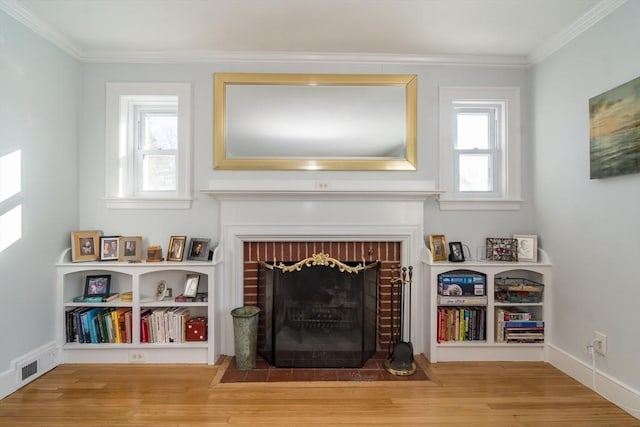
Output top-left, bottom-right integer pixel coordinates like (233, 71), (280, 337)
(0, 0), (83, 59)
(528, 0), (628, 64)
(79, 49), (529, 68)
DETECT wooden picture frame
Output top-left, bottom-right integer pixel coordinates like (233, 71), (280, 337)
(428, 234), (447, 261)
(118, 236), (143, 262)
(513, 234), (538, 262)
(84, 274), (111, 298)
(168, 236), (187, 262)
(448, 241), (465, 262)
(100, 236), (120, 261)
(486, 237), (518, 262)
(71, 230), (102, 262)
(183, 274), (200, 298)
(187, 238), (210, 261)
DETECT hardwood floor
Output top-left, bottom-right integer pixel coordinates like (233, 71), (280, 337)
(0, 356), (638, 426)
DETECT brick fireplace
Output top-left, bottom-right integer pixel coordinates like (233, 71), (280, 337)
(203, 179), (439, 361)
(243, 241), (401, 352)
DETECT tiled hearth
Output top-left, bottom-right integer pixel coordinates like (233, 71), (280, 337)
(221, 352), (430, 383)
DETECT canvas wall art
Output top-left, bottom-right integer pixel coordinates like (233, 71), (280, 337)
(589, 75), (640, 179)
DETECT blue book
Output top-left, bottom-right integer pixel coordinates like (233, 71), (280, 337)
(504, 320), (544, 328)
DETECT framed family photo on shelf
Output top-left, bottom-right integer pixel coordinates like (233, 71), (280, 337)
(187, 238), (210, 261)
(168, 236), (187, 262)
(486, 237), (518, 262)
(513, 234), (538, 262)
(71, 230), (102, 262)
(100, 236), (119, 261)
(428, 234), (447, 261)
(83, 274), (111, 298)
(118, 236), (142, 262)
(183, 274), (200, 298)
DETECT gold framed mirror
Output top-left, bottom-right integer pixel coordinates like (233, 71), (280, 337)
(213, 73), (417, 171)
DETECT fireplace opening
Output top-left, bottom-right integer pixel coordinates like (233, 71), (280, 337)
(257, 254), (379, 368)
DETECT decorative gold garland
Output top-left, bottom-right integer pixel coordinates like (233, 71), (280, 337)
(258, 252), (377, 274)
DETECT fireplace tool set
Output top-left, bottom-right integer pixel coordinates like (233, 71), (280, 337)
(384, 265), (416, 376)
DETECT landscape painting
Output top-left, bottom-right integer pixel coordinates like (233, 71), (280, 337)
(589, 75), (640, 179)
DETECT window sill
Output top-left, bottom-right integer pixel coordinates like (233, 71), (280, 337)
(104, 197), (192, 210)
(437, 197), (522, 211)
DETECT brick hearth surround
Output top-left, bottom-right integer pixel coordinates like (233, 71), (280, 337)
(243, 241), (402, 350)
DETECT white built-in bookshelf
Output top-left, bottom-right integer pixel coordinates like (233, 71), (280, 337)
(56, 249), (218, 364)
(423, 248), (552, 362)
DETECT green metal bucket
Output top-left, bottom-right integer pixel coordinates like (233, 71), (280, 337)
(230, 306), (261, 370)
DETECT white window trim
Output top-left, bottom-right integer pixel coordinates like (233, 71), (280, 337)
(105, 82), (192, 209)
(438, 86), (522, 211)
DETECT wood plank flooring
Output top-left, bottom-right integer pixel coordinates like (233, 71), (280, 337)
(0, 355), (638, 426)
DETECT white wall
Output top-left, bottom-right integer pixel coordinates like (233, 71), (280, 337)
(78, 62), (533, 251)
(533, 1), (640, 392)
(0, 11), (79, 374)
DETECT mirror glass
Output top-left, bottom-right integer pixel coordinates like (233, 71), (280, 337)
(213, 73), (417, 170)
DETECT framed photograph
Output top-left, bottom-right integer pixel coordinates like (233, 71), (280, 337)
(71, 230), (102, 262)
(168, 235), (187, 262)
(486, 237), (518, 262)
(187, 238), (211, 261)
(448, 241), (465, 262)
(428, 234), (447, 262)
(84, 274), (111, 298)
(183, 274), (200, 298)
(513, 234), (538, 262)
(118, 236), (143, 262)
(99, 236), (120, 261)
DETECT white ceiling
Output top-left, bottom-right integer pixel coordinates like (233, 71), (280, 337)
(1, 0), (626, 65)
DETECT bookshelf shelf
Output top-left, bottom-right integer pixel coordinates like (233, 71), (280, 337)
(56, 249), (218, 365)
(423, 248), (552, 362)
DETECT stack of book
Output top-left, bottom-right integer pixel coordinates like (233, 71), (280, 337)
(495, 308), (544, 343)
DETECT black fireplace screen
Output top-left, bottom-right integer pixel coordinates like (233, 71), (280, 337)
(257, 256), (379, 368)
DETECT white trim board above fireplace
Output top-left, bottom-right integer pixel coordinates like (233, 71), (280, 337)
(203, 180), (439, 357)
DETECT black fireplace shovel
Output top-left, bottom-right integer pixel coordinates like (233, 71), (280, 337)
(384, 266), (416, 376)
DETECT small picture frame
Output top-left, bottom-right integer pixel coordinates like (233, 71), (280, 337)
(118, 236), (143, 262)
(99, 236), (120, 261)
(168, 236), (187, 262)
(486, 237), (518, 262)
(513, 234), (538, 262)
(71, 230), (102, 262)
(428, 234), (447, 261)
(84, 274), (111, 298)
(448, 241), (465, 262)
(187, 238), (211, 261)
(183, 274), (200, 298)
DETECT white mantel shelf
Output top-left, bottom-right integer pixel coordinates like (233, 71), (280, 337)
(201, 179), (444, 200)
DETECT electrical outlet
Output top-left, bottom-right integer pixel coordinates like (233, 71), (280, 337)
(128, 351), (146, 362)
(594, 331), (607, 356)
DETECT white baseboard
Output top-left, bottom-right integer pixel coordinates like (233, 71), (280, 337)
(0, 342), (58, 400)
(547, 343), (640, 420)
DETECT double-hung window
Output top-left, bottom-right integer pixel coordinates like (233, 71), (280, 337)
(439, 87), (521, 210)
(105, 83), (192, 209)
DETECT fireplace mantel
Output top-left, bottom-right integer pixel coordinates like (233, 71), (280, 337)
(204, 179), (434, 358)
(201, 179), (443, 200)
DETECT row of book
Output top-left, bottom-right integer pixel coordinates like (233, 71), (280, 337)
(140, 307), (193, 344)
(495, 308), (544, 343)
(66, 307), (132, 344)
(437, 306), (486, 342)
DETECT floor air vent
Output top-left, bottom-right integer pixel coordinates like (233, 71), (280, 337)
(21, 360), (38, 382)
